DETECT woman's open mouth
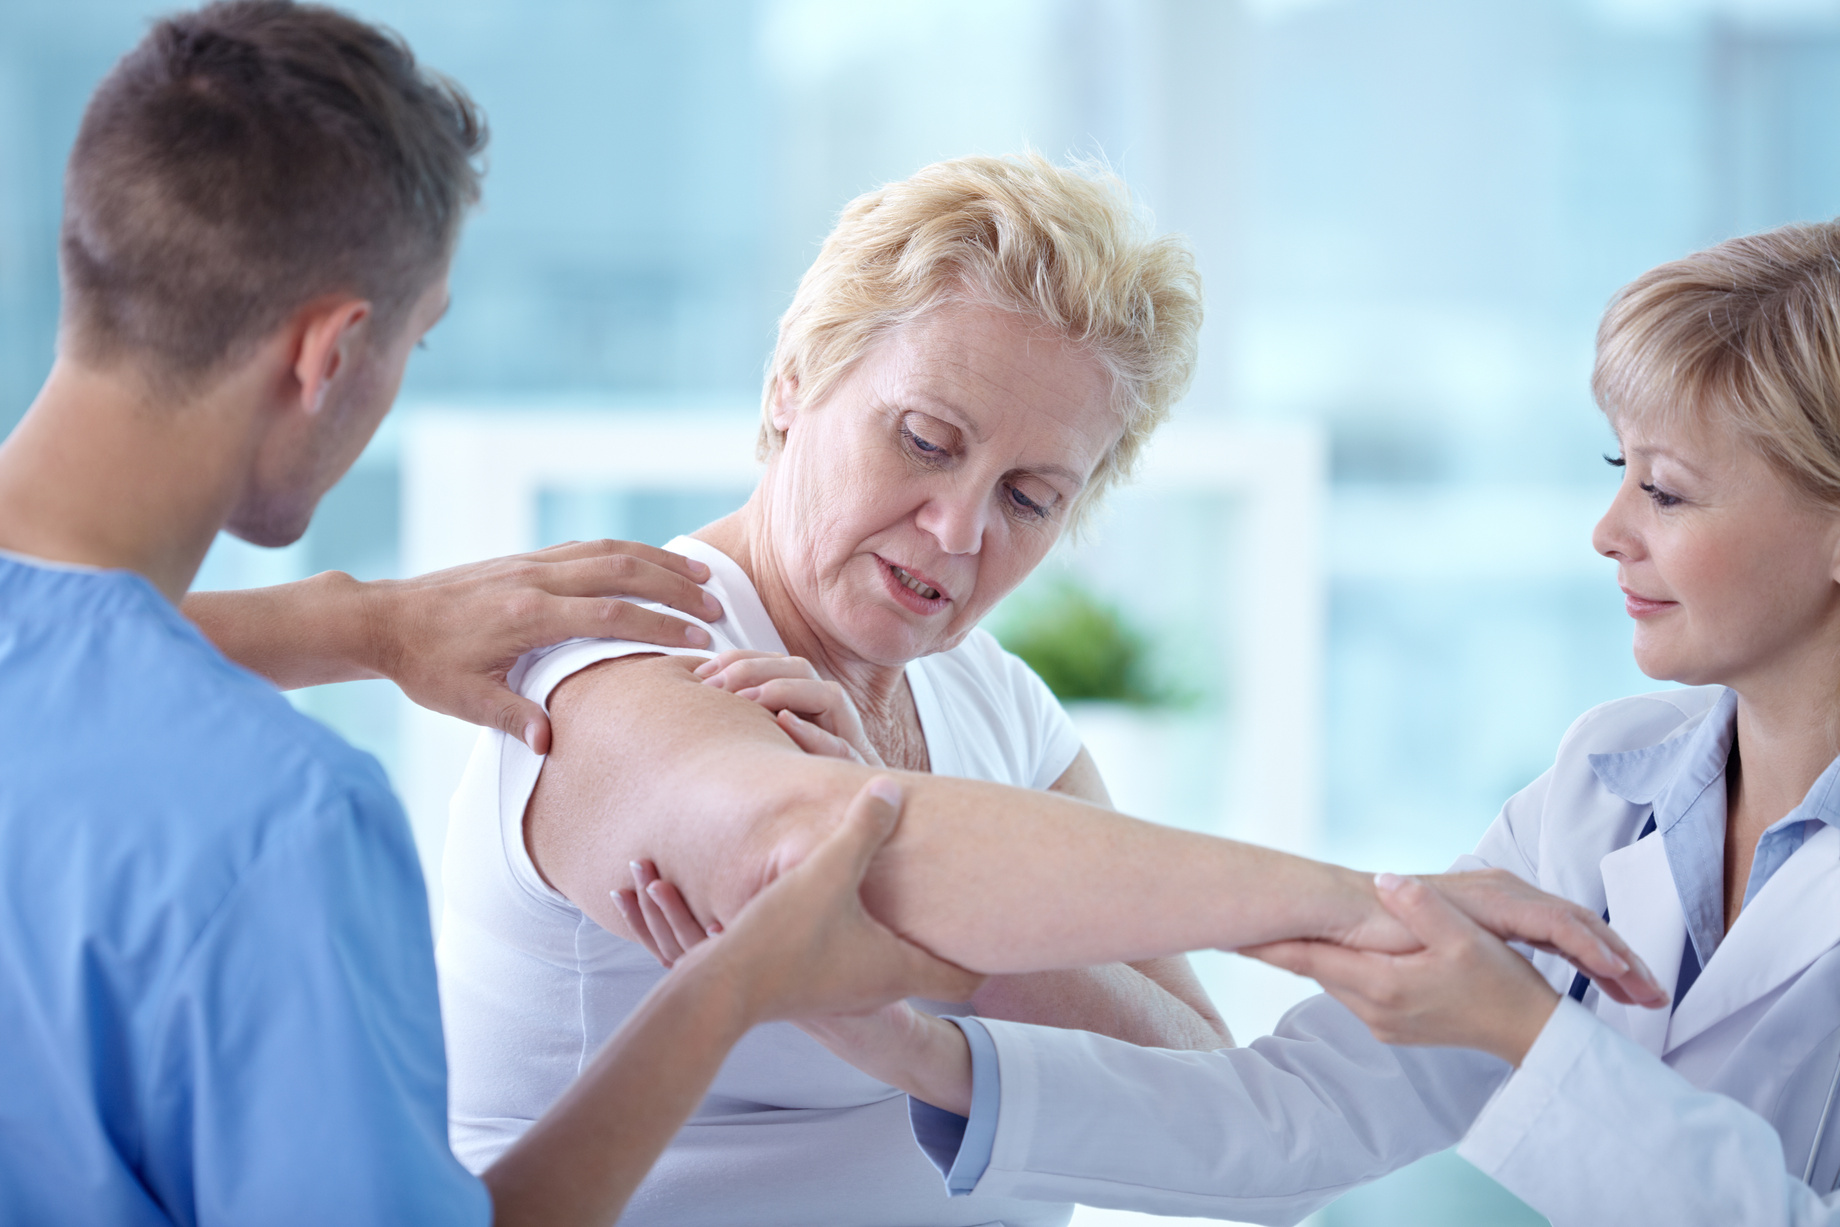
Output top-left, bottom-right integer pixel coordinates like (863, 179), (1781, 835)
(876, 555), (950, 614)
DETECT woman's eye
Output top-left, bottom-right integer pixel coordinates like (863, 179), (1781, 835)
(1639, 481), (1681, 508)
(900, 424), (946, 457)
(1006, 484), (1049, 520)
(1605, 454), (1626, 468)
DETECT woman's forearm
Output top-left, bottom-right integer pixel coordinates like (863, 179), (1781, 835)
(863, 770), (1391, 971)
(972, 963), (1232, 1050)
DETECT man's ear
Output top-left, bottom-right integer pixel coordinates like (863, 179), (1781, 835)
(291, 298), (372, 415)
(770, 374), (800, 434)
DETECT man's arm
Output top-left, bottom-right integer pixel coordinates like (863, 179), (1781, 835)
(184, 539), (720, 753)
(485, 777), (982, 1227)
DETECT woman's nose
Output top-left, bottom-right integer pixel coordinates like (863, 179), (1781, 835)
(915, 493), (988, 555)
(1592, 483), (1640, 561)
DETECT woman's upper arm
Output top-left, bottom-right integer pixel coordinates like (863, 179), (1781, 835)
(525, 653), (864, 938)
(1048, 745), (1111, 807)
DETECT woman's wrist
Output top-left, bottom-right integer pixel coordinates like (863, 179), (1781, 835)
(896, 1012), (975, 1116)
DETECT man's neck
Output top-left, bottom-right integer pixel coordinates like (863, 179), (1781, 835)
(0, 357), (264, 604)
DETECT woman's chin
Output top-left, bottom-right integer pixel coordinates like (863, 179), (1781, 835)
(830, 610), (956, 668)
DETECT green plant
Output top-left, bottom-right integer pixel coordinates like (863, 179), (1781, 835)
(994, 579), (1178, 706)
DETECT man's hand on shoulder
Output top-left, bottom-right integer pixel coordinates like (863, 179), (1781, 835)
(186, 539), (724, 753)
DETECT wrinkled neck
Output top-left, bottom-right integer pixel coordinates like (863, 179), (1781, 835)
(695, 478), (910, 725)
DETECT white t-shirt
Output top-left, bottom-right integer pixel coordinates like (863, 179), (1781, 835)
(437, 536), (1082, 1227)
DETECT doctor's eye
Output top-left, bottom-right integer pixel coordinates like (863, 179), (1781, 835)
(1639, 481), (1681, 508)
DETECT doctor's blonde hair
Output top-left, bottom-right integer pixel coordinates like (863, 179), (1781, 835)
(759, 153), (1203, 524)
(1595, 220), (1840, 506)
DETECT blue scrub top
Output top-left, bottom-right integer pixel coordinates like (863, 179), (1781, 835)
(0, 555), (489, 1226)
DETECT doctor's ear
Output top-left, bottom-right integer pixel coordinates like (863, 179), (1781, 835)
(770, 375), (801, 434)
(290, 297), (373, 415)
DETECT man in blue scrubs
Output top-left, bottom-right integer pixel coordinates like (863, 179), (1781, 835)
(0, 4), (979, 1223)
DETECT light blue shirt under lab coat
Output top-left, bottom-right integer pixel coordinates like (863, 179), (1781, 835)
(910, 686), (1840, 1225)
(0, 555), (488, 1226)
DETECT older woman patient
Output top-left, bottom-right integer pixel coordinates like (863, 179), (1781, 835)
(435, 155), (1661, 1224)
(438, 155), (1216, 1226)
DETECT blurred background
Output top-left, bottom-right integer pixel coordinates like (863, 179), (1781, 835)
(10, 0), (1840, 1222)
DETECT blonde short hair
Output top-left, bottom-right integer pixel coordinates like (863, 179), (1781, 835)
(1595, 220), (1840, 506)
(760, 153), (1203, 521)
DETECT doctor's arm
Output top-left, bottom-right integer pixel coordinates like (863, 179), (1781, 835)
(183, 539), (720, 753)
(1250, 877), (1840, 1227)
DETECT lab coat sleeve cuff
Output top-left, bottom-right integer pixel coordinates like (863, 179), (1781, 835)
(907, 1016), (1001, 1195)
(1457, 994), (1596, 1178)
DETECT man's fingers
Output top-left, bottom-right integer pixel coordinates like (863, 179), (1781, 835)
(486, 690), (553, 755)
(527, 537), (713, 585)
(536, 554), (722, 620)
(887, 939), (985, 1004)
(531, 595), (713, 651)
(805, 777), (903, 887)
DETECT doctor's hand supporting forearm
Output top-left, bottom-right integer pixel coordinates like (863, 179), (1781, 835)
(183, 538), (723, 753)
(1245, 873), (1590, 1066)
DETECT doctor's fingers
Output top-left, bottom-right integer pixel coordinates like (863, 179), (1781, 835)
(1425, 871), (1665, 1008)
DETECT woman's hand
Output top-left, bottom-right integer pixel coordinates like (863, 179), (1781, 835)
(1246, 873), (1576, 1066)
(694, 649), (884, 766)
(799, 1005), (976, 1116)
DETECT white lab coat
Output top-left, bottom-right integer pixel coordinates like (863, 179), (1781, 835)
(958, 686), (1840, 1225)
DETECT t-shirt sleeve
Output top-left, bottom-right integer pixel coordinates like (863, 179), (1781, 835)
(982, 634), (1083, 792)
(140, 780), (490, 1227)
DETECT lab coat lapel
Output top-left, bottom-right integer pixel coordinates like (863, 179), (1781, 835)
(1596, 831), (1686, 1056)
(1666, 823), (1840, 1051)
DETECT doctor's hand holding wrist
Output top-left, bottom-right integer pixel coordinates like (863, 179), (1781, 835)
(1245, 873), (1659, 1066)
(184, 537), (724, 754)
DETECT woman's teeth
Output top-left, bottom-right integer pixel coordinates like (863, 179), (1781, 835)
(892, 565), (941, 600)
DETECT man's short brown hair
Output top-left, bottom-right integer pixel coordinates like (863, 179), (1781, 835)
(61, 0), (486, 379)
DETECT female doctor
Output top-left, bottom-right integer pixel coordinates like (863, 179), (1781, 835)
(634, 218), (1840, 1225)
